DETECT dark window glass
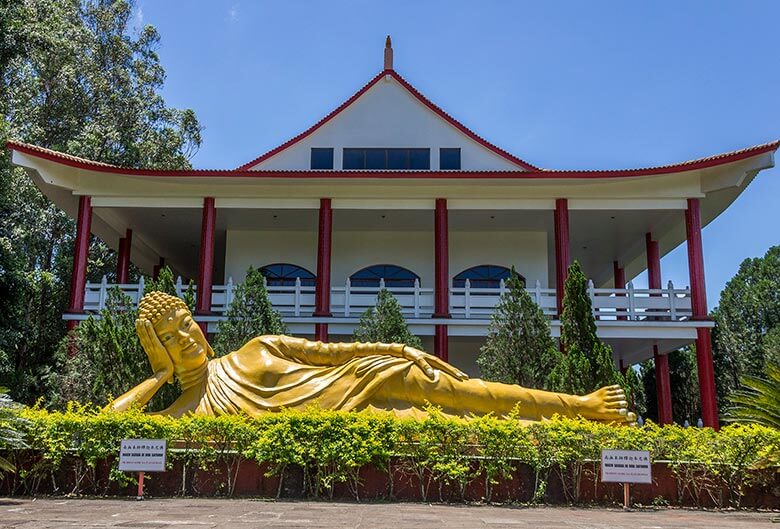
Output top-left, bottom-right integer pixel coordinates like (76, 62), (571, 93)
(310, 148), (333, 169)
(260, 263), (316, 287)
(452, 265), (519, 289)
(350, 264), (420, 288)
(365, 149), (386, 169)
(440, 148), (461, 170)
(409, 148), (430, 169)
(387, 149), (408, 169)
(343, 148), (365, 169)
(342, 148), (430, 170)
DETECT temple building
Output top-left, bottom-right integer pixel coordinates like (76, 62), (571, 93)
(7, 38), (778, 428)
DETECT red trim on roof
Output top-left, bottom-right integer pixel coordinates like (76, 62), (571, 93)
(7, 139), (778, 179)
(235, 69), (540, 171)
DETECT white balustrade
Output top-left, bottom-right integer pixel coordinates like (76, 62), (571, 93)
(83, 277), (693, 322)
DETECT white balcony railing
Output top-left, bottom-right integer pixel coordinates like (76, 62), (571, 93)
(82, 276), (693, 321)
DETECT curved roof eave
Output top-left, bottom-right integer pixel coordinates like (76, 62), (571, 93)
(7, 138), (778, 180)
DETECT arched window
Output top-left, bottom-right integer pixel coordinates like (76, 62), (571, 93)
(350, 264), (419, 288)
(453, 265), (519, 289)
(260, 263), (316, 287)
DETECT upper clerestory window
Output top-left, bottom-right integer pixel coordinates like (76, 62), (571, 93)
(440, 148), (461, 170)
(311, 148), (334, 169)
(343, 148), (430, 170)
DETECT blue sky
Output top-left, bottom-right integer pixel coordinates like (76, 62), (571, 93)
(136, 1), (779, 309)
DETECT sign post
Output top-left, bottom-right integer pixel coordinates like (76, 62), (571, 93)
(600, 449), (652, 510)
(119, 439), (167, 500)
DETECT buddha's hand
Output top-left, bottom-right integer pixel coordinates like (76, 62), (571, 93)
(401, 346), (469, 381)
(136, 319), (174, 384)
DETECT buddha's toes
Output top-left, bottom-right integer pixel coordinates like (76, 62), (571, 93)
(576, 385), (637, 425)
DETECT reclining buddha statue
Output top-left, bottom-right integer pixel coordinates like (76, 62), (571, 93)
(107, 291), (636, 425)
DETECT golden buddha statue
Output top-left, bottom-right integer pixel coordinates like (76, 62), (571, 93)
(107, 291), (636, 425)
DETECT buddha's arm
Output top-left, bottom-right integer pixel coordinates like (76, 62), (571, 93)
(105, 371), (169, 412)
(271, 335), (406, 366)
(268, 336), (468, 381)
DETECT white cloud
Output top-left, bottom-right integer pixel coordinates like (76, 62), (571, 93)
(228, 4), (239, 22)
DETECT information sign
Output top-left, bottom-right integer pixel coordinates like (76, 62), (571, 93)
(118, 439), (167, 472)
(600, 449), (652, 484)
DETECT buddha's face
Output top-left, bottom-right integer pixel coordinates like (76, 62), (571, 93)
(153, 308), (208, 372)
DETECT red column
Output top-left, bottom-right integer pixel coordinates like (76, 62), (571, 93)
(613, 261), (627, 321)
(67, 195), (92, 332)
(686, 198), (719, 429)
(196, 198), (216, 333)
(153, 257), (165, 280)
(433, 198), (449, 360)
(554, 199), (570, 316)
(314, 198), (333, 342)
(116, 229), (132, 284)
(646, 232), (672, 424)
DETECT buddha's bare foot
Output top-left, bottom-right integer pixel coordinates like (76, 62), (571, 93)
(573, 385), (637, 425)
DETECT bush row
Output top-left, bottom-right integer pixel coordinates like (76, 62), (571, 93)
(3, 403), (778, 506)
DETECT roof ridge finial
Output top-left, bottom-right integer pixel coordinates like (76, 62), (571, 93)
(384, 35), (393, 70)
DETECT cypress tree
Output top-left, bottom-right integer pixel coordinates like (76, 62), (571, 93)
(352, 288), (423, 348)
(213, 267), (286, 356)
(477, 269), (557, 388)
(547, 261), (623, 394)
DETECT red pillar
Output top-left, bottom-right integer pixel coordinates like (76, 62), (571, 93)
(613, 261), (626, 321)
(314, 198), (333, 342)
(554, 199), (570, 316)
(67, 195), (92, 333)
(153, 257), (165, 280)
(433, 198), (449, 360)
(116, 229), (132, 284)
(686, 198), (719, 429)
(646, 232), (672, 424)
(196, 198), (216, 333)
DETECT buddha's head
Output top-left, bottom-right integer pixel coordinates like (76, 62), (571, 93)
(138, 291), (215, 375)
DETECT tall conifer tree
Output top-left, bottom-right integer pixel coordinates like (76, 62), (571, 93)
(547, 261), (623, 394)
(352, 288), (423, 349)
(477, 269), (556, 388)
(213, 267), (287, 356)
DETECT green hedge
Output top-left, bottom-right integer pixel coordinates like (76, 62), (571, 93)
(3, 403), (778, 505)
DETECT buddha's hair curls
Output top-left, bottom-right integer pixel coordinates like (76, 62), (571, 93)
(138, 291), (189, 324)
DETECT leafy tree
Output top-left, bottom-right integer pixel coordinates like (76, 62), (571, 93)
(46, 288), (178, 410)
(639, 346), (700, 424)
(213, 267), (287, 356)
(477, 269), (557, 388)
(352, 288), (423, 349)
(725, 356), (780, 429)
(547, 261), (624, 395)
(712, 246), (780, 411)
(0, 0), (201, 402)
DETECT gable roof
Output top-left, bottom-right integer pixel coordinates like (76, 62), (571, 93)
(235, 69), (541, 171)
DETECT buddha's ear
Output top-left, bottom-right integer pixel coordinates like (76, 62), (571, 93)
(206, 343), (216, 358)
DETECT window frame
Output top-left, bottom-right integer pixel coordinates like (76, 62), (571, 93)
(342, 148), (430, 170)
(439, 148), (461, 170)
(260, 263), (317, 287)
(349, 264), (421, 288)
(452, 265), (519, 289)
(310, 148), (334, 170)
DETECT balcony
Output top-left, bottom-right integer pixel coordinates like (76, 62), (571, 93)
(76, 275), (694, 324)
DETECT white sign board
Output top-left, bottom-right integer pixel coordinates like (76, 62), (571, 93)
(119, 439), (167, 472)
(601, 449), (652, 484)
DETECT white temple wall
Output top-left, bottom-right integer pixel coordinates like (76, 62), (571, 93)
(224, 228), (547, 288)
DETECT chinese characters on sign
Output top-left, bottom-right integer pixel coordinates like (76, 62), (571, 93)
(118, 439), (167, 472)
(600, 449), (652, 484)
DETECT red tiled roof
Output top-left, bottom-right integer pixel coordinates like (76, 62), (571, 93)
(6, 139), (778, 179)
(235, 69), (541, 171)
